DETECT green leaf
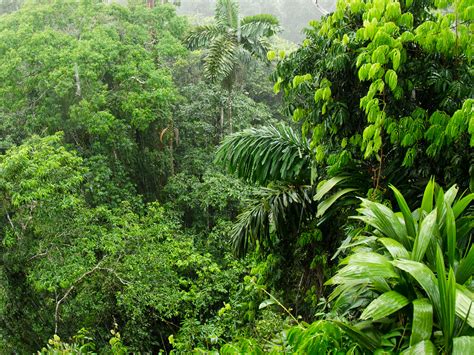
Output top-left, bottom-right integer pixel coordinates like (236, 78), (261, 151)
(258, 298), (276, 309)
(412, 210), (437, 262)
(392, 259), (440, 309)
(452, 193), (474, 218)
(390, 184), (416, 238)
(316, 188), (357, 218)
(410, 299), (433, 346)
(456, 285), (474, 328)
(333, 321), (379, 351)
(420, 179), (435, 215)
(445, 205), (456, 268)
(453, 336), (474, 354)
(360, 291), (409, 321)
(379, 238), (410, 259)
(456, 245), (474, 285)
(314, 176), (348, 201)
(401, 340), (437, 354)
(354, 199), (410, 249)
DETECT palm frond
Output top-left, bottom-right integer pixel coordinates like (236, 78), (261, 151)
(203, 33), (237, 83)
(240, 14), (280, 39)
(241, 36), (272, 61)
(215, 124), (312, 185)
(215, 0), (239, 29)
(186, 24), (223, 50)
(230, 184), (315, 257)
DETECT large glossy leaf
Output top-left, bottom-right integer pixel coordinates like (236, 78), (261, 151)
(316, 188), (357, 218)
(420, 179), (435, 215)
(314, 176), (348, 201)
(360, 291), (409, 321)
(379, 238), (410, 259)
(401, 340), (437, 354)
(456, 245), (474, 285)
(354, 198), (410, 248)
(453, 336), (474, 354)
(445, 205), (456, 267)
(390, 184), (416, 238)
(412, 210), (437, 262)
(456, 285), (474, 328)
(436, 247), (455, 348)
(410, 299), (433, 346)
(392, 259), (440, 312)
(452, 193), (474, 218)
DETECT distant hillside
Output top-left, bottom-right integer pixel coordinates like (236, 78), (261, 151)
(176, 0), (335, 42)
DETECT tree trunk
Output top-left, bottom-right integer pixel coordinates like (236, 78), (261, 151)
(227, 89), (233, 134)
(220, 105), (225, 140)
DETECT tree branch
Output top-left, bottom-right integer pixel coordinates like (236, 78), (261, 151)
(54, 260), (104, 334)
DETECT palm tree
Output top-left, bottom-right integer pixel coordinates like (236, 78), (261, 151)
(215, 124), (361, 257)
(186, 0), (280, 136)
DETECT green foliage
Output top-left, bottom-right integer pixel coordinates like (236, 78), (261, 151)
(0, 0), (188, 201)
(186, 0), (280, 84)
(216, 124), (312, 185)
(328, 180), (474, 353)
(275, 0), (473, 192)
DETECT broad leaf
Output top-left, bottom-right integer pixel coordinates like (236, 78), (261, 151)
(456, 245), (474, 285)
(316, 188), (357, 218)
(401, 340), (437, 354)
(390, 184), (416, 238)
(412, 210), (437, 262)
(392, 259), (440, 311)
(314, 176), (348, 201)
(410, 299), (433, 346)
(456, 285), (474, 328)
(379, 238), (410, 259)
(360, 291), (409, 321)
(453, 336), (474, 354)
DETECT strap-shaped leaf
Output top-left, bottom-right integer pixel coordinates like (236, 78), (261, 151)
(314, 176), (348, 201)
(410, 299), (433, 346)
(390, 184), (416, 238)
(354, 198), (410, 249)
(452, 193), (474, 218)
(392, 260), (440, 311)
(453, 336), (474, 354)
(456, 245), (474, 285)
(445, 205), (456, 268)
(436, 247), (455, 347)
(316, 188), (357, 218)
(379, 238), (410, 259)
(420, 178), (435, 215)
(456, 285), (474, 328)
(412, 209), (437, 262)
(360, 291), (409, 321)
(401, 340), (437, 354)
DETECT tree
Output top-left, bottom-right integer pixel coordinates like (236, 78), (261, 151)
(273, 0), (473, 197)
(186, 0), (280, 135)
(0, 0), (188, 202)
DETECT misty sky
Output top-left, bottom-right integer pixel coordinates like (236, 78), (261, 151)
(176, 0), (335, 42)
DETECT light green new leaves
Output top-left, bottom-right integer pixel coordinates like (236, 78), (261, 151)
(385, 69), (398, 91)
